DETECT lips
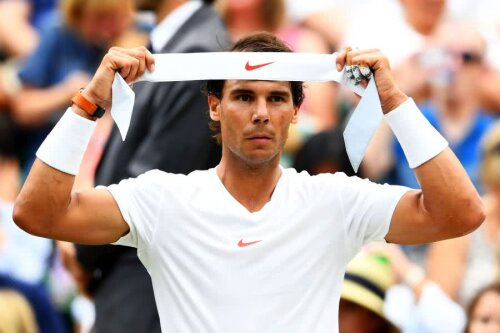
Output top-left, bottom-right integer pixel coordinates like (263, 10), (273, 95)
(247, 133), (272, 140)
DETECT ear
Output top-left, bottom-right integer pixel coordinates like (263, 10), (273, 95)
(208, 95), (221, 121)
(291, 106), (299, 124)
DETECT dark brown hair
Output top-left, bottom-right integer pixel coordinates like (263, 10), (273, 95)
(465, 282), (500, 333)
(205, 32), (304, 144)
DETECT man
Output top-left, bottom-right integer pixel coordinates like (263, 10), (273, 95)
(70, 0), (228, 331)
(14, 33), (484, 332)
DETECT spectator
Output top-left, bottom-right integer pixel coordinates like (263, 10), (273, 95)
(364, 21), (495, 191)
(0, 0), (57, 108)
(340, 252), (400, 333)
(73, 1), (229, 332)
(293, 128), (354, 176)
(343, 0), (445, 68)
(465, 283), (500, 333)
(0, 289), (38, 333)
(0, 274), (67, 333)
(366, 243), (467, 333)
(9, 0), (136, 128)
(427, 121), (500, 306)
(0, 0), (57, 59)
(0, 112), (53, 286)
(0, 98), (65, 333)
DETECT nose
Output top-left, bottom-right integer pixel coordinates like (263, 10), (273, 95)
(251, 98), (270, 124)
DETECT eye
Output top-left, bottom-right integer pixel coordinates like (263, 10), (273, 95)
(479, 316), (491, 324)
(269, 95), (285, 103)
(237, 94), (252, 102)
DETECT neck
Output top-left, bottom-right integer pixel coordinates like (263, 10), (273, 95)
(156, 0), (187, 24)
(216, 151), (282, 212)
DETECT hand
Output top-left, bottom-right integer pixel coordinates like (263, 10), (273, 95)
(57, 241), (92, 297)
(336, 47), (408, 113)
(82, 46), (155, 111)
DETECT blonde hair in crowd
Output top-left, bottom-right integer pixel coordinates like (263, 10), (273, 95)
(61, 0), (134, 29)
(479, 121), (500, 281)
(0, 290), (38, 333)
(480, 121), (500, 188)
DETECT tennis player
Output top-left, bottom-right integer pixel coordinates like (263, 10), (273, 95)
(14, 33), (484, 332)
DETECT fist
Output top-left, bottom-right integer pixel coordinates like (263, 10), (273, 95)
(336, 47), (408, 113)
(81, 46), (155, 111)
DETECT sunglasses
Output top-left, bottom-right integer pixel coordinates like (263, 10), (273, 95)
(451, 50), (483, 64)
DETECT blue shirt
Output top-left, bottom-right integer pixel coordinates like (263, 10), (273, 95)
(17, 21), (105, 172)
(391, 102), (496, 191)
(29, 0), (58, 31)
(18, 21), (105, 87)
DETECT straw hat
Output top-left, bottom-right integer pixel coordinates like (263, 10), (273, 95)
(341, 252), (401, 333)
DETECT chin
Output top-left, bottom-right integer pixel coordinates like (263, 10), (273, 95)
(241, 150), (280, 166)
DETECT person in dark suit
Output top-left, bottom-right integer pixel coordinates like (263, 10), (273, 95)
(73, 1), (229, 332)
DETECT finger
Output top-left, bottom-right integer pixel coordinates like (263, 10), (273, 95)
(126, 47), (148, 78)
(335, 46), (352, 71)
(126, 57), (140, 84)
(348, 49), (385, 66)
(135, 46), (155, 73)
(114, 53), (132, 79)
(351, 52), (390, 72)
(145, 49), (155, 72)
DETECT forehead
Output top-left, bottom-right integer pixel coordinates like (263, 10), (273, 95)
(223, 80), (292, 94)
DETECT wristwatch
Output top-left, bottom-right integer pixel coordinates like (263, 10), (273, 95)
(71, 90), (106, 118)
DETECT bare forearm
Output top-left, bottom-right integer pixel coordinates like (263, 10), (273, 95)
(415, 148), (483, 228)
(11, 85), (76, 126)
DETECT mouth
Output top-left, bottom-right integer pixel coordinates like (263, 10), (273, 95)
(247, 133), (272, 141)
(246, 133), (273, 146)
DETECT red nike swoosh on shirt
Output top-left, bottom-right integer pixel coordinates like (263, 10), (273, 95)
(238, 239), (262, 247)
(245, 61), (275, 71)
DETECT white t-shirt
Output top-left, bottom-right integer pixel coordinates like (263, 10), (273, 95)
(107, 168), (409, 332)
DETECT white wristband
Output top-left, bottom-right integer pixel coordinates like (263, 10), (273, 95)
(36, 108), (96, 175)
(385, 98), (448, 168)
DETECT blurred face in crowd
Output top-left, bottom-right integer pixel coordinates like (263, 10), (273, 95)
(208, 80), (298, 166)
(339, 300), (390, 333)
(78, 4), (133, 46)
(401, 0), (445, 35)
(468, 290), (500, 333)
(427, 23), (485, 111)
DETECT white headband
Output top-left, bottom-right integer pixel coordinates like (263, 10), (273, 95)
(110, 52), (383, 172)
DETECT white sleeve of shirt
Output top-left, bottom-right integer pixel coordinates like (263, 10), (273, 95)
(101, 170), (167, 249)
(327, 173), (410, 257)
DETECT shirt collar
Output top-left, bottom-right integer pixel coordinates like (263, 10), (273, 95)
(150, 0), (203, 53)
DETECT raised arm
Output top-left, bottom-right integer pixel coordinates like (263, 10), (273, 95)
(336, 48), (484, 244)
(13, 46), (155, 245)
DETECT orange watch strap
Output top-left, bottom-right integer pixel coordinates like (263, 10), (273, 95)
(71, 91), (98, 116)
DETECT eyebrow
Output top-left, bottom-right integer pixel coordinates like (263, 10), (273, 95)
(229, 89), (254, 96)
(228, 89), (291, 97)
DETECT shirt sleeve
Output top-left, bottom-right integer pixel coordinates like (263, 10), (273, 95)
(100, 170), (165, 249)
(334, 173), (410, 256)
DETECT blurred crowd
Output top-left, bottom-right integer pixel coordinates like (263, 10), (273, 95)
(0, 0), (499, 332)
